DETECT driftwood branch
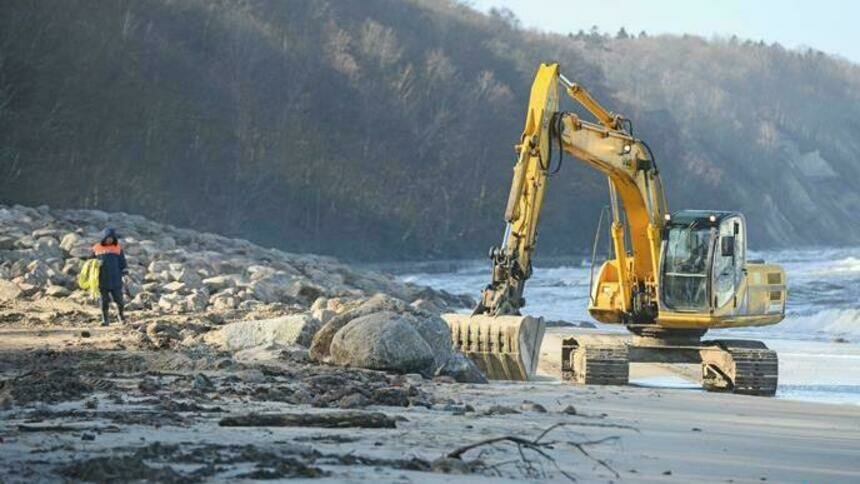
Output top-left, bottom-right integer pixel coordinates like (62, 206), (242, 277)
(447, 422), (628, 481)
(567, 436), (621, 478)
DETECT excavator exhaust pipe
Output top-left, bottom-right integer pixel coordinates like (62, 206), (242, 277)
(442, 314), (545, 381)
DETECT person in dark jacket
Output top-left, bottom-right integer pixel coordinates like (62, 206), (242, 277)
(91, 228), (128, 325)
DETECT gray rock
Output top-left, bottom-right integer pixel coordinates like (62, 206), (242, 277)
(127, 292), (156, 311)
(329, 311), (436, 376)
(174, 268), (202, 288)
(233, 343), (310, 364)
(160, 236), (177, 250)
(312, 307), (335, 324)
(410, 298), (445, 315)
(125, 280), (142, 298)
(483, 404), (520, 416)
(309, 293), (408, 362)
(10, 259), (30, 279)
(142, 282), (160, 293)
(205, 314), (322, 350)
(210, 294), (238, 311)
(0, 237), (15, 251)
(431, 457), (471, 475)
(68, 245), (91, 258)
(186, 290), (209, 312)
(61, 259), (79, 276)
(34, 236), (61, 257)
(249, 271), (300, 304)
(45, 285), (71, 297)
(23, 260), (51, 286)
(32, 228), (59, 239)
(520, 400), (547, 413)
(157, 293), (185, 313)
(403, 312), (453, 368)
(202, 275), (237, 291)
(147, 260), (171, 274)
(435, 352), (487, 384)
(162, 281), (186, 293)
(16, 283), (40, 297)
(238, 300), (263, 311)
(310, 297), (328, 312)
(15, 234), (36, 249)
(146, 320), (181, 348)
(0, 279), (22, 302)
(247, 265), (276, 281)
(284, 280), (325, 305)
(48, 271), (74, 289)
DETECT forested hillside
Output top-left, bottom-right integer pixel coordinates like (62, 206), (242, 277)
(2, 0), (859, 260)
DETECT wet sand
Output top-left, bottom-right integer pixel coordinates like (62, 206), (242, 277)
(1, 322), (858, 482)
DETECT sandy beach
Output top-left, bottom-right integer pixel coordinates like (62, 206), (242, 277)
(2, 319), (858, 483)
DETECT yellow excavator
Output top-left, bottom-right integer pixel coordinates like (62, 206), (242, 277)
(443, 63), (786, 396)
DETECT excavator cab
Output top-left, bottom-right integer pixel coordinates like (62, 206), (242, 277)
(657, 209), (785, 328)
(660, 210), (744, 313)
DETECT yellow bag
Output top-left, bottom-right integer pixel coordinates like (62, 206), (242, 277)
(77, 259), (101, 299)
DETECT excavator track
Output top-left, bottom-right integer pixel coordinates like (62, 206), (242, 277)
(700, 340), (778, 396)
(561, 336), (629, 386)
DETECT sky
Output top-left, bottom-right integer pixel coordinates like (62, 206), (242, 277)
(470, 0), (859, 64)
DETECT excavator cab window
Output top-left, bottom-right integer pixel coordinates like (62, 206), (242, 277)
(661, 222), (712, 310)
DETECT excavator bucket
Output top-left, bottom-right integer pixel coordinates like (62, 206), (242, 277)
(442, 314), (546, 381)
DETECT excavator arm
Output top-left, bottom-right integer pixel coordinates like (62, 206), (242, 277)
(477, 63), (668, 322)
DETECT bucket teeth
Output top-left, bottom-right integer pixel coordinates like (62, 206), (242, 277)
(442, 314), (545, 381)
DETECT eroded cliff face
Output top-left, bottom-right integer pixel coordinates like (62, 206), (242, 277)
(1, 0), (857, 260)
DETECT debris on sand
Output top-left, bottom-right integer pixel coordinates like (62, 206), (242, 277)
(0, 368), (94, 404)
(218, 410), (398, 429)
(58, 455), (188, 483)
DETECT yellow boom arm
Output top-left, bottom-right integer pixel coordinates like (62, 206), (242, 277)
(477, 63), (668, 322)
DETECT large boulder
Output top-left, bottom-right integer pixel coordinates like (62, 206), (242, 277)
(309, 293), (407, 362)
(329, 311), (436, 376)
(205, 314), (322, 351)
(404, 312), (453, 369)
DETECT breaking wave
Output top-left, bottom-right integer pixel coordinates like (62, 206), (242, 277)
(781, 309), (860, 341)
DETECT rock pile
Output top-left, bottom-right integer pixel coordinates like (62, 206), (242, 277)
(0, 204), (485, 382)
(0, 204), (470, 314)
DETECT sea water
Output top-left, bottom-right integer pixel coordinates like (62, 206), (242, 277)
(398, 247), (860, 405)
